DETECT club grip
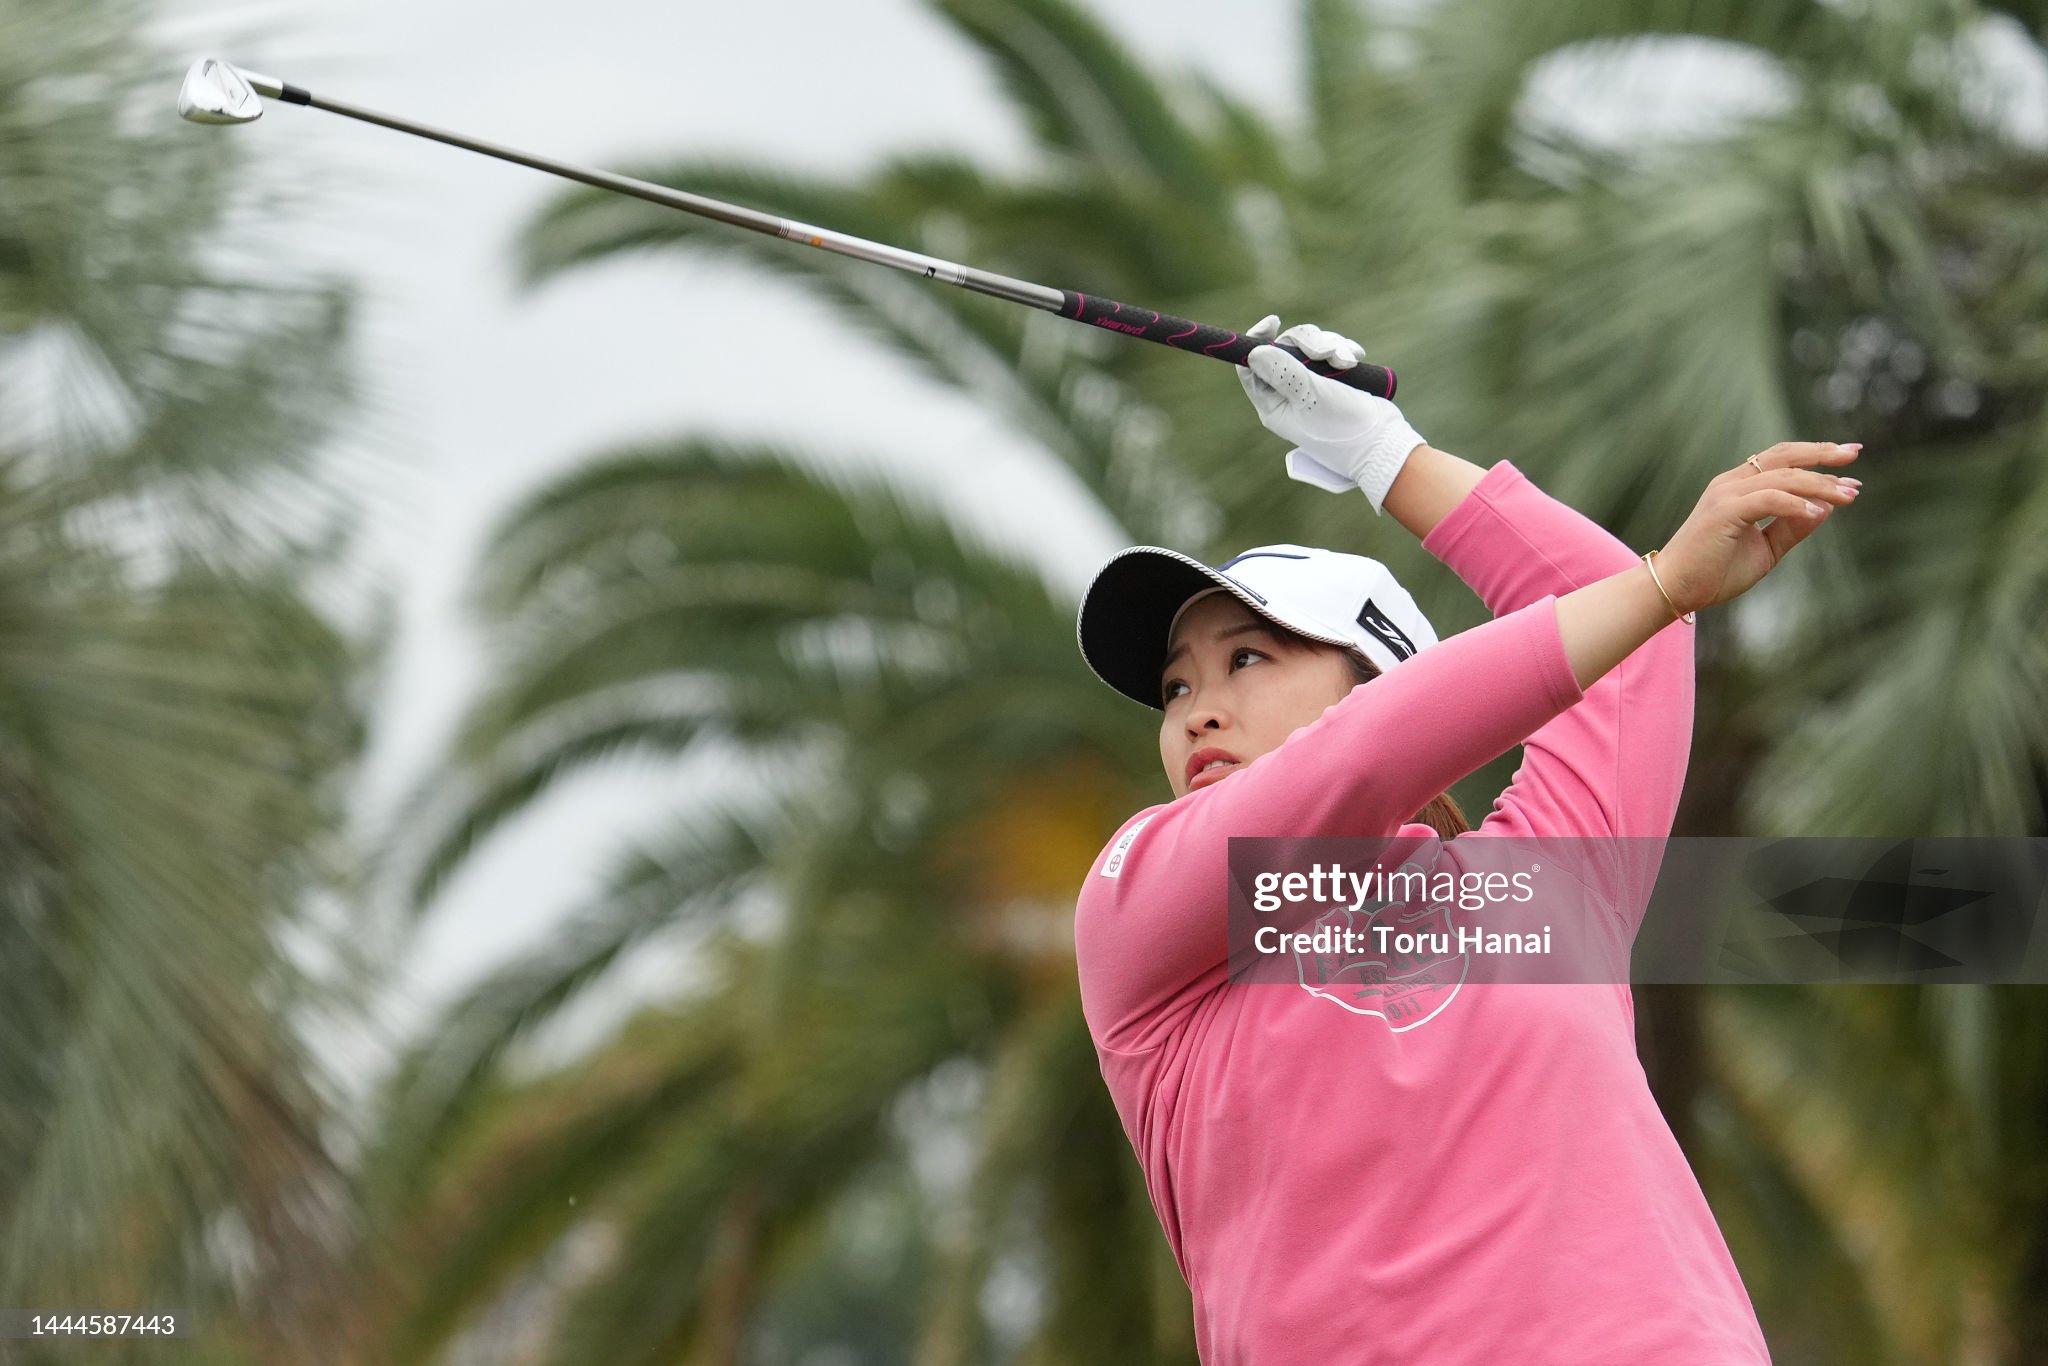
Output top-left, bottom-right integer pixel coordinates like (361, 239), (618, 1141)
(1057, 290), (1396, 399)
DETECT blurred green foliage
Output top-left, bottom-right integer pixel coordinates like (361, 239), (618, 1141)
(0, 0), (373, 1360)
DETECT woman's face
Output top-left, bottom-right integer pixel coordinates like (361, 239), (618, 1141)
(1158, 591), (1359, 800)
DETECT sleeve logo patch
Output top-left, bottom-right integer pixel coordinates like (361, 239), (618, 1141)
(1099, 814), (1156, 878)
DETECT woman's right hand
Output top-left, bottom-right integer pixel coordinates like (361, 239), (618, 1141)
(1651, 441), (1863, 617)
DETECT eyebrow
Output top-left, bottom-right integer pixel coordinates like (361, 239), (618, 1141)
(1161, 620), (1283, 680)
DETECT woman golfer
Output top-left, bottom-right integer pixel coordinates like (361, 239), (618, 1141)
(1073, 316), (1860, 1364)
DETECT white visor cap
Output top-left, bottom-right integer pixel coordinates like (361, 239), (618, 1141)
(1076, 542), (1439, 710)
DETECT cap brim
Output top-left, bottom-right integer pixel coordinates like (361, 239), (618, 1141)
(1077, 547), (1270, 710)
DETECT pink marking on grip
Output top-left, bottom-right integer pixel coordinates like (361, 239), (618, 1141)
(1165, 320), (1198, 343)
(1204, 331), (1240, 356)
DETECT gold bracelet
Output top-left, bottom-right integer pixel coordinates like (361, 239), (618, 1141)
(1641, 550), (1696, 624)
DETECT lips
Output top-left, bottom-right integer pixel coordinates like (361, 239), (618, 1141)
(1186, 746), (1241, 791)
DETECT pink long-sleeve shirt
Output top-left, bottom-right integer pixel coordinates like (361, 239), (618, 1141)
(1073, 460), (1771, 1365)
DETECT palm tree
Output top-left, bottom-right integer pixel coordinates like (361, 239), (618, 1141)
(371, 0), (2048, 1359)
(361, 440), (1179, 1361)
(1, 1), (372, 1359)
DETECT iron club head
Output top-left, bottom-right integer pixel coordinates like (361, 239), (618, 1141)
(177, 57), (266, 124)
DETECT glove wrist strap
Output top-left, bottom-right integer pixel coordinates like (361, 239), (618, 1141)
(1355, 425), (1425, 515)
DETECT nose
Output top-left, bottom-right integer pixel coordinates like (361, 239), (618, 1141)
(1184, 697), (1227, 737)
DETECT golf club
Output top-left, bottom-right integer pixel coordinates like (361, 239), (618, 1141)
(177, 57), (1397, 398)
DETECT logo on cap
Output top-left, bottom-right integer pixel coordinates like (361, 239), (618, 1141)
(1216, 551), (1309, 572)
(1215, 550), (1308, 603)
(1355, 599), (1418, 662)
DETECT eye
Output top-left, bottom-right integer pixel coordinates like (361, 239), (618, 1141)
(1161, 646), (1268, 705)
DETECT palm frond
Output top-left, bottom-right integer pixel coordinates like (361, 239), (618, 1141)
(368, 801), (780, 1210)
(927, 0), (1231, 211)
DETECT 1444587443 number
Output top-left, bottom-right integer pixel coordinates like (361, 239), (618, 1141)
(21, 1313), (179, 1337)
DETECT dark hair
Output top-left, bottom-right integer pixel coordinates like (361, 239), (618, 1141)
(1320, 638), (1473, 841)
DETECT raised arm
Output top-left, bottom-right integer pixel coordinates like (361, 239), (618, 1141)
(1237, 318), (1859, 788)
(1420, 459), (1699, 939)
(1238, 328), (1694, 845)
(1382, 442), (1488, 541)
(1236, 317), (1861, 907)
(1420, 458), (1692, 849)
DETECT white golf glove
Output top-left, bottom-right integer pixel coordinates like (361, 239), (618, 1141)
(1236, 314), (1426, 514)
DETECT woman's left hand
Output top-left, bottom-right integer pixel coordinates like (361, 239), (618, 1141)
(1237, 315), (1427, 514)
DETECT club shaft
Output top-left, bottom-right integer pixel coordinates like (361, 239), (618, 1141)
(235, 71), (1394, 397)
(299, 91), (1066, 311)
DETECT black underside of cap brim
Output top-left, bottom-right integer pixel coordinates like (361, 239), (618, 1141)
(1079, 550), (1237, 710)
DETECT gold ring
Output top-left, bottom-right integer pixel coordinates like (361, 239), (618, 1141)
(1746, 454), (1765, 475)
